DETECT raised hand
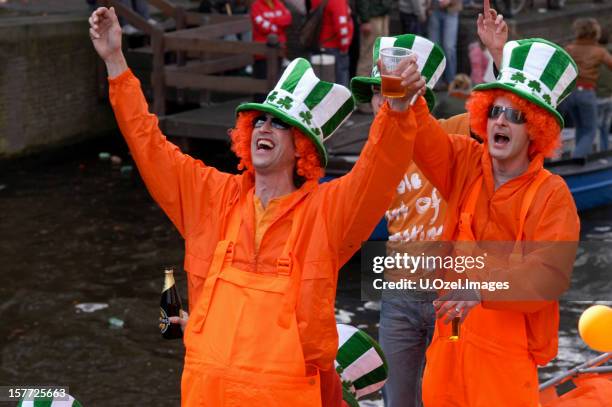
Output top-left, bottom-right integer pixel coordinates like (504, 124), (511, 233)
(477, 0), (508, 67)
(89, 7), (127, 78)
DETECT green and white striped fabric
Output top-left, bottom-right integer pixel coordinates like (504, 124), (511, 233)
(350, 34), (446, 111)
(236, 58), (354, 166)
(335, 324), (388, 402)
(473, 38), (578, 126)
(17, 394), (82, 407)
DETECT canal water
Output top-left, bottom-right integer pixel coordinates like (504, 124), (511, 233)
(0, 133), (609, 406)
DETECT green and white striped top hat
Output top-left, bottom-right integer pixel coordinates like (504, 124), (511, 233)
(17, 394), (83, 407)
(236, 58), (355, 167)
(335, 324), (388, 404)
(350, 34), (446, 111)
(473, 38), (578, 127)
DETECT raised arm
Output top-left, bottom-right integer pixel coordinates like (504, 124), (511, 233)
(322, 57), (427, 264)
(412, 107), (482, 201)
(90, 7), (234, 238)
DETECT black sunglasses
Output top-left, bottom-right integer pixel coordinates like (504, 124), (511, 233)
(253, 115), (290, 130)
(488, 105), (526, 124)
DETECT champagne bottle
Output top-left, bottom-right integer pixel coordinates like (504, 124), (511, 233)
(159, 268), (184, 339)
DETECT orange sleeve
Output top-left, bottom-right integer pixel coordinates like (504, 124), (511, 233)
(320, 98), (421, 266)
(108, 69), (235, 239)
(480, 179), (580, 313)
(412, 105), (482, 201)
(437, 113), (471, 136)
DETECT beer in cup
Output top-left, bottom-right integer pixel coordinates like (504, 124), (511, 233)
(379, 47), (413, 98)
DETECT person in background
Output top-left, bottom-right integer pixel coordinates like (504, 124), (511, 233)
(347, 5), (507, 405)
(351, 35), (453, 407)
(311, 0), (355, 87)
(468, 41), (491, 85)
(596, 27), (612, 152)
(427, 0), (462, 89)
(250, 0), (292, 102)
(563, 18), (612, 158)
(433, 73), (472, 119)
(354, 0), (391, 112)
(398, 0), (427, 37)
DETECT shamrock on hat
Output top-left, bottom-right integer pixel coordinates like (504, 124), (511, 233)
(473, 38), (578, 127)
(237, 58), (355, 167)
(350, 34), (447, 111)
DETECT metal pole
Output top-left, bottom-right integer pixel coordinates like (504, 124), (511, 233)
(539, 352), (612, 391)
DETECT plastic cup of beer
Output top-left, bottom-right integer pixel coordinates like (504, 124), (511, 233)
(379, 47), (413, 98)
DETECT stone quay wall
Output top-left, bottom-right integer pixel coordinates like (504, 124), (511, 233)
(0, 15), (115, 158)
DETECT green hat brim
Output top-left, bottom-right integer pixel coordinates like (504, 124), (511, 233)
(350, 76), (436, 112)
(472, 82), (564, 128)
(342, 386), (360, 407)
(235, 102), (328, 167)
(350, 76), (381, 104)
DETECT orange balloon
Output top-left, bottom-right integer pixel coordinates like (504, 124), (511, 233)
(578, 305), (612, 352)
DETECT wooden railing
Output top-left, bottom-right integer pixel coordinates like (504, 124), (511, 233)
(99, 0), (283, 116)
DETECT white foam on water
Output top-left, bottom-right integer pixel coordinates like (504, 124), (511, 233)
(75, 303), (109, 313)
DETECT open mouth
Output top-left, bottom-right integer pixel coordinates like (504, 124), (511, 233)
(256, 138), (275, 151)
(493, 133), (510, 146)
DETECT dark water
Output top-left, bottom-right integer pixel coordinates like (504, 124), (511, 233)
(0, 134), (610, 406)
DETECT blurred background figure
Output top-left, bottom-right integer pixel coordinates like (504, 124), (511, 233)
(355, 0), (391, 78)
(596, 27), (612, 152)
(427, 0), (462, 89)
(563, 17), (612, 158)
(355, 0), (391, 112)
(433, 73), (471, 118)
(468, 40), (493, 85)
(250, 0), (292, 102)
(398, 0), (427, 37)
(117, 0), (156, 34)
(311, 0), (354, 87)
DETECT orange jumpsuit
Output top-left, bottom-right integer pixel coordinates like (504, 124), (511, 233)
(406, 100), (580, 406)
(108, 70), (419, 406)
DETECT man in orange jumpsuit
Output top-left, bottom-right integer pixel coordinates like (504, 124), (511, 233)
(88, 6), (426, 406)
(397, 38), (581, 406)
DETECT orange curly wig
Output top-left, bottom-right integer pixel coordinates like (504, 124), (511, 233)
(230, 110), (324, 181)
(466, 89), (561, 158)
